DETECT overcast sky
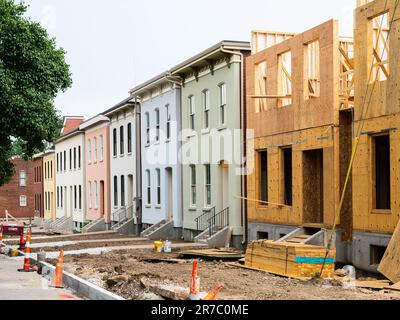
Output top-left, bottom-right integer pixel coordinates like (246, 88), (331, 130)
(24, 0), (356, 119)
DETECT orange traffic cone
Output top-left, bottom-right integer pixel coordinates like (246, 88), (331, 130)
(0, 225), (4, 254)
(18, 230), (26, 251)
(203, 284), (223, 301)
(50, 250), (64, 288)
(189, 259), (201, 300)
(18, 229), (34, 272)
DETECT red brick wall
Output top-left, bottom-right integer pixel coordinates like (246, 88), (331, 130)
(0, 157), (36, 218)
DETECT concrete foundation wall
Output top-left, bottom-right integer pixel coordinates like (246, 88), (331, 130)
(183, 228), (244, 250)
(147, 221), (183, 241)
(351, 231), (392, 273)
(116, 219), (137, 236)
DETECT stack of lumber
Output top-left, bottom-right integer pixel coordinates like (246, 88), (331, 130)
(245, 240), (335, 279)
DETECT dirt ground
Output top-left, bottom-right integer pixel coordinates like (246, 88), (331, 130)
(46, 249), (400, 301)
(29, 240), (156, 253)
(5, 233), (136, 245)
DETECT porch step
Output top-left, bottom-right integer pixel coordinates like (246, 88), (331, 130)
(82, 218), (106, 233)
(141, 220), (167, 238)
(277, 227), (326, 246)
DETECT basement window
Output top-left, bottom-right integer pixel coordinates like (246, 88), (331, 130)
(373, 135), (391, 210)
(281, 147), (293, 206)
(371, 12), (389, 82)
(257, 232), (269, 240)
(370, 245), (387, 265)
(255, 61), (267, 113)
(259, 151), (268, 204)
(307, 40), (320, 97)
(277, 51), (292, 107)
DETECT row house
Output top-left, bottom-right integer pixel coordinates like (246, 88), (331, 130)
(55, 116), (86, 231)
(103, 98), (138, 229)
(43, 148), (56, 221)
(170, 41), (251, 248)
(130, 72), (183, 238)
(246, 20), (355, 261)
(33, 155), (44, 218)
(80, 115), (111, 228)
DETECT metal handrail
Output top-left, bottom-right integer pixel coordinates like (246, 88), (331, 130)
(195, 207), (215, 232)
(208, 207), (230, 237)
(112, 204), (135, 226)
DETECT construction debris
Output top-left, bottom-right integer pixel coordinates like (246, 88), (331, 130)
(244, 240), (336, 279)
(378, 219), (400, 283)
(179, 249), (244, 260)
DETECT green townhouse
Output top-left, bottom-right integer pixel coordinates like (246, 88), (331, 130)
(170, 41), (251, 249)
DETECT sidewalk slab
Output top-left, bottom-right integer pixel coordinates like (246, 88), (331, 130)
(0, 255), (81, 300)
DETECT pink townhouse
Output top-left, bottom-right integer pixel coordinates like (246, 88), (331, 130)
(80, 115), (111, 227)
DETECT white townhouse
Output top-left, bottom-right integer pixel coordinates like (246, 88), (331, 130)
(130, 73), (183, 239)
(104, 98), (138, 228)
(55, 117), (86, 232)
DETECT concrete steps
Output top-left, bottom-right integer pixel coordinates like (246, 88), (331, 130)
(140, 220), (167, 238)
(277, 227), (326, 246)
(82, 218), (106, 233)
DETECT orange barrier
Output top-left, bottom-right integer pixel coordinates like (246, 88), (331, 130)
(203, 284), (223, 301)
(18, 229), (34, 272)
(189, 259), (201, 300)
(50, 250), (64, 288)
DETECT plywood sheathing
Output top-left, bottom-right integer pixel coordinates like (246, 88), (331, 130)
(353, 0), (400, 234)
(378, 218), (400, 283)
(246, 20), (350, 229)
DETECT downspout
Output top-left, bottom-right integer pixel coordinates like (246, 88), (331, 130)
(220, 47), (247, 246)
(134, 96), (142, 235)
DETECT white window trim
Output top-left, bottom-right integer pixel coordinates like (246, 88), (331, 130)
(94, 181), (98, 210)
(20, 195), (27, 207)
(204, 164), (211, 208)
(88, 139), (92, 164)
(89, 181), (92, 209)
(93, 137), (97, 163)
(100, 135), (104, 162)
(219, 83), (227, 126)
(190, 165), (196, 207)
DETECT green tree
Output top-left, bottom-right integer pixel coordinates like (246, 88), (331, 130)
(0, 0), (71, 186)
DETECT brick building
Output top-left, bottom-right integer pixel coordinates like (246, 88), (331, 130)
(0, 157), (36, 218)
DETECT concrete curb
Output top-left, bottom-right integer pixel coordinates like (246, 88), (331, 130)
(27, 252), (125, 300)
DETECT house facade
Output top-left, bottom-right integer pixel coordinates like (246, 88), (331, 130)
(351, 0), (400, 271)
(245, 20), (355, 262)
(55, 124), (86, 231)
(33, 156), (44, 218)
(43, 149), (56, 221)
(104, 98), (138, 227)
(0, 157), (36, 218)
(170, 41), (251, 248)
(130, 73), (183, 235)
(80, 115), (111, 224)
